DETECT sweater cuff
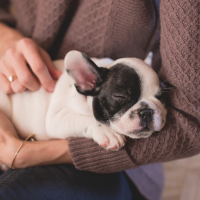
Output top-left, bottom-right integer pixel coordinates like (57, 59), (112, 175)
(68, 137), (135, 173)
(0, 8), (15, 26)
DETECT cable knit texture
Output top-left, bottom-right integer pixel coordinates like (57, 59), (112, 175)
(69, 0), (200, 173)
(0, 0), (199, 199)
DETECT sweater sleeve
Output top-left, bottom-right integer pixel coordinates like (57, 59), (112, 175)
(0, 0), (15, 26)
(68, 0), (200, 173)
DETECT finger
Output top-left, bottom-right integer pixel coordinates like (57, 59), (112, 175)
(21, 40), (56, 92)
(1, 50), (40, 92)
(0, 59), (20, 93)
(13, 54), (40, 91)
(1, 64), (26, 93)
(10, 78), (26, 93)
(39, 48), (62, 80)
(0, 45), (40, 93)
(0, 73), (13, 94)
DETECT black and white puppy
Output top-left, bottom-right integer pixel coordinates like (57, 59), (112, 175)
(0, 51), (167, 150)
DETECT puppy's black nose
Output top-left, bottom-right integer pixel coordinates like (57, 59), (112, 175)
(138, 109), (153, 122)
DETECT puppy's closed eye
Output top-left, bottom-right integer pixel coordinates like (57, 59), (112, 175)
(112, 93), (130, 102)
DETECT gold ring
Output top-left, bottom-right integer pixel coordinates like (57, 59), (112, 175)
(8, 74), (17, 82)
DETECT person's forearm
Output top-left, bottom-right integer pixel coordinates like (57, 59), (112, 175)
(0, 22), (24, 56)
(13, 139), (72, 169)
(67, 0), (200, 174)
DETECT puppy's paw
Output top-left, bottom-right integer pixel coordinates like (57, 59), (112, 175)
(92, 125), (126, 151)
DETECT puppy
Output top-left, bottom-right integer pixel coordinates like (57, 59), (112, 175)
(0, 51), (167, 150)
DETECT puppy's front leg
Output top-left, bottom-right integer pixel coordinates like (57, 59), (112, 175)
(46, 106), (125, 150)
(88, 123), (126, 150)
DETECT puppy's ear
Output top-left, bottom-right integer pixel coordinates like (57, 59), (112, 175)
(64, 50), (108, 96)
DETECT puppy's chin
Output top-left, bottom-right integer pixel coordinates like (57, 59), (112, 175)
(126, 130), (154, 139)
(112, 126), (154, 139)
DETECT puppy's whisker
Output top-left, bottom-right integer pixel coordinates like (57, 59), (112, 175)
(163, 88), (174, 90)
(161, 91), (169, 93)
(166, 116), (173, 119)
(160, 80), (168, 84)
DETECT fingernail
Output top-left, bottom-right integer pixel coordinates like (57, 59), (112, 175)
(48, 85), (55, 92)
(57, 70), (62, 75)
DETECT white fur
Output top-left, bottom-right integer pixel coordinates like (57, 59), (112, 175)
(0, 58), (125, 149)
(0, 51), (166, 151)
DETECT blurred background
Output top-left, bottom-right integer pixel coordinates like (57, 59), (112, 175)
(161, 154), (200, 200)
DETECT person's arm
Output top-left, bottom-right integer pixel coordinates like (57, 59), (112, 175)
(14, 140), (72, 169)
(0, 111), (72, 169)
(0, 19), (70, 168)
(67, 0), (200, 173)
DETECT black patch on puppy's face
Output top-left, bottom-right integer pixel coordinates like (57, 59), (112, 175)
(93, 63), (141, 124)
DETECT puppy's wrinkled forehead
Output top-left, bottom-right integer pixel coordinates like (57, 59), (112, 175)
(109, 58), (161, 97)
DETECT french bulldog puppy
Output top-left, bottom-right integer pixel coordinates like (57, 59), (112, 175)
(0, 51), (167, 150)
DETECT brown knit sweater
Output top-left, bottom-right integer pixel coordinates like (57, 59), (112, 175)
(0, 0), (199, 174)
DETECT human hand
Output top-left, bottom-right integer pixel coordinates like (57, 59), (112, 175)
(0, 110), (72, 169)
(0, 111), (22, 167)
(0, 24), (62, 94)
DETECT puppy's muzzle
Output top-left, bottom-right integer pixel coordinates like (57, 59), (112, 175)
(138, 108), (153, 129)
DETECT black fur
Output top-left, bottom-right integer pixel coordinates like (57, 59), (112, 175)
(92, 63), (141, 124)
